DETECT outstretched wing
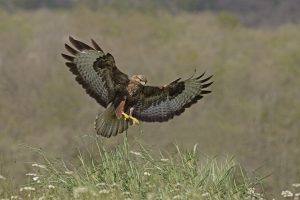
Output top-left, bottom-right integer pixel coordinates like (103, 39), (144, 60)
(61, 36), (129, 108)
(132, 73), (213, 122)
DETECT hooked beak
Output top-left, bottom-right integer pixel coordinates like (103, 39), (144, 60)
(140, 81), (146, 85)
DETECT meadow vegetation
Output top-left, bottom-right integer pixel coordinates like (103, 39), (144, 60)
(1, 137), (265, 199)
(0, 6), (300, 199)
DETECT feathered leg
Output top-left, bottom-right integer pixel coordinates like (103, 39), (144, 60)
(129, 107), (139, 124)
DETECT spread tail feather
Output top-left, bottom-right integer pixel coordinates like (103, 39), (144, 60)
(95, 104), (131, 137)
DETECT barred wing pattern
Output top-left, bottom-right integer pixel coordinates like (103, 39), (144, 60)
(61, 36), (128, 108)
(132, 73), (213, 122)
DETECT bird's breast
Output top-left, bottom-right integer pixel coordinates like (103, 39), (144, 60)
(126, 81), (140, 96)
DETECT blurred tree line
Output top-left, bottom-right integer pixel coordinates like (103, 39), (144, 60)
(1, 0), (300, 26)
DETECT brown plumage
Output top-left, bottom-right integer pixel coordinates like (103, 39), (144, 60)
(62, 36), (213, 137)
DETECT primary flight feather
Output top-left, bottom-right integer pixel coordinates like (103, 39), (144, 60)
(62, 36), (213, 137)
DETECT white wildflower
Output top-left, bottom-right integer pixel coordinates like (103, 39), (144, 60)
(73, 187), (88, 198)
(10, 196), (19, 200)
(48, 185), (55, 189)
(143, 172), (151, 176)
(175, 182), (181, 187)
(26, 173), (37, 177)
(96, 182), (106, 187)
(65, 171), (73, 175)
(33, 177), (39, 181)
(111, 183), (118, 187)
(281, 190), (293, 197)
(247, 187), (255, 195)
(173, 195), (181, 199)
(99, 189), (109, 194)
(19, 186), (35, 192)
(90, 191), (97, 196)
(32, 164), (46, 169)
(295, 193), (300, 197)
(202, 192), (210, 197)
(38, 196), (46, 200)
(0, 175), (6, 180)
(129, 151), (142, 156)
(292, 183), (300, 188)
(147, 193), (155, 199)
(160, 158), (169, 162)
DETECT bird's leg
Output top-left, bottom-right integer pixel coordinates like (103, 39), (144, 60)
(122, 111), (139, 124)
(116, 99), (126, 119)
(122, 108), (139, 125)
(122, 112), (130, 120)
(129, 107), (139, 125)
(119, 97), (131, 120)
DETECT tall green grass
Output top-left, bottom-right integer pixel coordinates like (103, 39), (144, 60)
(1, 136), (264, 200)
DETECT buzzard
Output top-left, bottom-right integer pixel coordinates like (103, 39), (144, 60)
(62, 37), (213, 138)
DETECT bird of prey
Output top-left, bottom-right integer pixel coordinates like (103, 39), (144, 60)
(62, 36), (213, 138)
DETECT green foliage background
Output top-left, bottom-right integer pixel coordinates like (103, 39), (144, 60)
(0, 5), (300, 198)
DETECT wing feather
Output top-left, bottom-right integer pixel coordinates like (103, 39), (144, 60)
(91, 39), (104, 52)
(61, 53), (74, 62)
(62, 36), (129, 108)
(132, 73), (213, 122)
(65, 44), (78, 55)
(69, 36), (93, 51)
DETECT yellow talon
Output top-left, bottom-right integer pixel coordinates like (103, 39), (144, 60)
(122, 112), (130, 120)
(122, 112), (139, 124)
(130, 116), (140, 125)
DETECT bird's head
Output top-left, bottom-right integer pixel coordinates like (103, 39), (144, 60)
(131, 75), (147, 85)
